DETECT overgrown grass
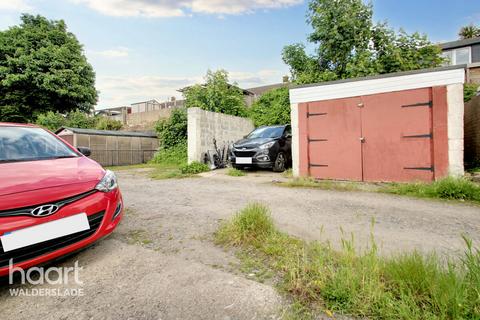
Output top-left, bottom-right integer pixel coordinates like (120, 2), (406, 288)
(216, 204), (480, 319)
(180, 161), (210, 174)
(383, 177), (480, 204)
(227, 168), (246, 177)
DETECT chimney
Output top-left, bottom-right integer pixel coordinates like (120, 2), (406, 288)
(282, 75), (289, 83)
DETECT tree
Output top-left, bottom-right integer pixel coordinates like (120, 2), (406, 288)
(0, 14), (97, 122)
(459, 24), (480, 39)
(183, 70), (247, 117)
(282, 0), (443, 83)
(249, 87), (291, 126)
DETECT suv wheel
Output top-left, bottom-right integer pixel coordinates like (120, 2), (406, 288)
(273, 152), (286, 172)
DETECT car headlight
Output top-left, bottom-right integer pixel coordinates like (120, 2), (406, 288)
(259, 141), (275, 149)
(95, 170), (118, 192)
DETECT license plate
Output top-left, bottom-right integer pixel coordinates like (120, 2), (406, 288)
(236, 157), (252, 164)
(0, 213), (90, 252)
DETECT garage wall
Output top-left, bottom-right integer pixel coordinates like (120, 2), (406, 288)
(290, 67), (465, 182)
(187, 107), (255, 163)
(465, 95), (480, 167)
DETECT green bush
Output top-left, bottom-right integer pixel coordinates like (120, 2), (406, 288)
(36, 111), (66, 131)
(155, 108), (187, 149)
(180, 161), (210, 175)
(464, 83), (479, 102)
(150, 142), (187, 166)
(66, 109), (98, 129)
(249, 87), (291, 127)
(95, 117), (123, 130)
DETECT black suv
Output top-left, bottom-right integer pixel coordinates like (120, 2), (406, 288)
(231, 125), (292, 172)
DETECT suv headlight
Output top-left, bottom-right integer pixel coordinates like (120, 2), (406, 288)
(95, 170), (118, 192)
(259, 141), (275, 149)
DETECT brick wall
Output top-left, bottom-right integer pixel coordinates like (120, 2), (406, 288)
(465, 95), (480, 167)
(187, 108), (255, 163)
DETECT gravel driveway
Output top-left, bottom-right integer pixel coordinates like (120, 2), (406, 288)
(1, 168), (479, 320)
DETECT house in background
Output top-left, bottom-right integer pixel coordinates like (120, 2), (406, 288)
(440, 37), (480, 83)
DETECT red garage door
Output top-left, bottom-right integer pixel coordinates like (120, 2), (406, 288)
(302, 88), (435, 182)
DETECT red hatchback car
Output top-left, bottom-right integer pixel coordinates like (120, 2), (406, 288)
(0, 123), (123, 277)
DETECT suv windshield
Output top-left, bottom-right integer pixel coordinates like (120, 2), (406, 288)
(247, 126), (285, 139)
(0, 127), (78, 163)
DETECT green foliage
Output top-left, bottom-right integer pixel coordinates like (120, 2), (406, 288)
(282, 0), (443, 84)
(183, 70), (247, 117)
(0, 14), (97, 122)
(36, 109), (123, 131)
(65, 109), (97, 129)
(227, 168), (246, 177)
(384, 177), (480, 203)
(216, 203), (480, 319)
(150, 141), (187, 166)
(249, 87), (291, 126)
(95, 117), (123, 130)
(35, 111), (66, 131)
(459, 24), (480, 39)
(464, 83), (479, 103)
(154, 108), (187, 149)
(180, 161), (210, 175)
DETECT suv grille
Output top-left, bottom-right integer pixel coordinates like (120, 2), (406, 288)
(234, 150), (257, 157)
(0, 211), (105, 268)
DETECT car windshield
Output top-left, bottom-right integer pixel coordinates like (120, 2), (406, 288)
(0, 127), (78, 163)
(247, 126), (284, 139)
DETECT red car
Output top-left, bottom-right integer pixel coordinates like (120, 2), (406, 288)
(0, 123), (123, 277)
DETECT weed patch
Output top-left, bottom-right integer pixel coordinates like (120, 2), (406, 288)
(216, 203), (480, 319)
(383, 177), (480, 203)
(180, 161), (210, 174)
(227, 168), (246, 177)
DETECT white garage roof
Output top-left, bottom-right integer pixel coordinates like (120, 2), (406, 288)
(289, 66), (466, 104)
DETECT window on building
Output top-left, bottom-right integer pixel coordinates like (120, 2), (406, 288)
(441, 47), (471, 65)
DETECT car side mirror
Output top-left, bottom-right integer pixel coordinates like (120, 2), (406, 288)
(285, 134), (292, 138)
(77, 147), (91, 157)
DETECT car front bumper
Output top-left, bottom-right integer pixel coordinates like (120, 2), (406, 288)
(0, 188), (123, 277)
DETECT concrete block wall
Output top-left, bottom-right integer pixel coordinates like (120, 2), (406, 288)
(465, 95), (480, 167)
(187, 107), (255, 163)
(126, 108), (173, 129)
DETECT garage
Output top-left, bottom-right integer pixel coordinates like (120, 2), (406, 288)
(290, 66), (466, 182)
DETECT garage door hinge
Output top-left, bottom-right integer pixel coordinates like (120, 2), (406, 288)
(309, 164), (329, 168)
(401, 101), (433, 108)
(402, 133), (433, 139)
(307, 112), (327, 118)
(404, 166), (435, 172)
(308, 138), (328, 143)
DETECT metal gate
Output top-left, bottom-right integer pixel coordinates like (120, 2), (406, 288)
(302, 88), (435, 182)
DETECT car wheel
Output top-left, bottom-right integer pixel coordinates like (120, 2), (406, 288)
(273, 152), (286, 172)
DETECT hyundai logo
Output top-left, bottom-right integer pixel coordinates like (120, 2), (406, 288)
(30, 204), (60, 217)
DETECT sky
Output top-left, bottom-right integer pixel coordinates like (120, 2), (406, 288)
(0, 0), (479, 110)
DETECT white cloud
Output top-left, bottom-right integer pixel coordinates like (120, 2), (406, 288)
(95, 69), (286, 108)
(0, 0), (32, 11)
(72, 0), (302, 18)
(90, 47), (130, 58)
